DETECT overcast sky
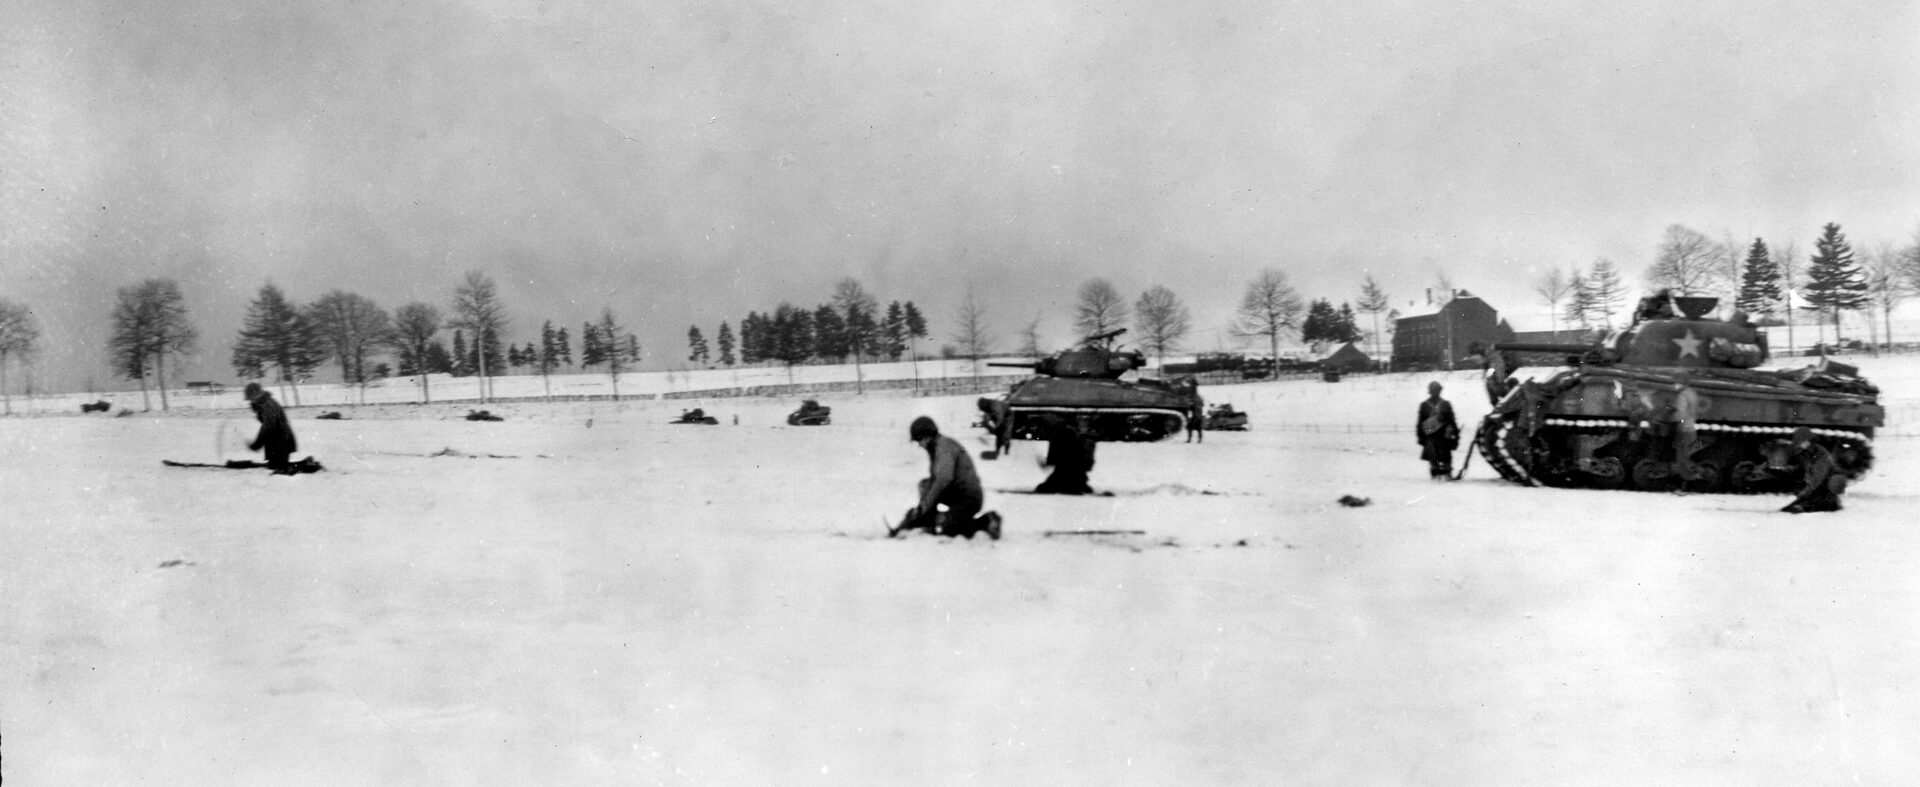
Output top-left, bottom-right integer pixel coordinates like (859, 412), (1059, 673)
(6, 0), (1918, 391)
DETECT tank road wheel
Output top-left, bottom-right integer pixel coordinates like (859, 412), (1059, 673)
(1631, 458), (1678, 492)
(1583, 456), (1628, 489)
(1677, 461), (1724, 493)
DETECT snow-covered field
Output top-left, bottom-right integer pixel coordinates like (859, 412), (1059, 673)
(5, 357), (1919, 784)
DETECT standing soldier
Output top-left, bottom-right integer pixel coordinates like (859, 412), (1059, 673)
(1417, 381), (1460, 480)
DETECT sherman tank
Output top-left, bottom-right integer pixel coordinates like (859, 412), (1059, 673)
(975, 329), (1200, 455)
(1474, 291), (1883, 493)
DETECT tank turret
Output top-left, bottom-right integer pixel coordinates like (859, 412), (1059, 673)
(988, 329), (1147, 379)
(1471, 290), (1882, 494)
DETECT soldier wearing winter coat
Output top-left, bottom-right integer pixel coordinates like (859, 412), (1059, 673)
(244, 382), (298, 473)
(1417, 381), (1460, 480)
(894, 416), (1000, 539)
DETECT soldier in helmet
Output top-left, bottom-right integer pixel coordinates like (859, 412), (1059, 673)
(1417, 381), (1460, 480)
(1777, 427), (1846, 514)
(893, 416), (1002, 539)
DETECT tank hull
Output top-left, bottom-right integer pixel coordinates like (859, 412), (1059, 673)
(1474, 364), (1881, 493)
(982, 377), (1196, 446)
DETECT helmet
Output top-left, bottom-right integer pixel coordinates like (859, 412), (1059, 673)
(909, 416), (938, 442)
(243, 382), (264, 401)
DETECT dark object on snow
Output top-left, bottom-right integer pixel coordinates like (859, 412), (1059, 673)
(977, 329), (1200, 454)
(1034, 416), (1096, 495)
(1337, 495), (1371, 507)
(787, 400), (831, 426)
(1202, 403), (1249, 431)
(465, 409), (504, 422)
(1043, 529), (1145, 537)
(164, 456), (324, 475)
(1321, 370), (1343, 383)
(672, 408), (720, 425)
(80, 400), (111, 413)
(316, 411), (346, 420)
(1473, 290), (1881, 495)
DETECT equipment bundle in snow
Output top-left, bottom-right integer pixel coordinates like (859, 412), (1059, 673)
(163, 457), (325, 474)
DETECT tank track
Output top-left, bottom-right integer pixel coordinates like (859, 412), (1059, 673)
(1474, 413), (1874, 493)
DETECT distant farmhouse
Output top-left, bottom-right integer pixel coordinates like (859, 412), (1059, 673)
(1390, 290), (1515, 371)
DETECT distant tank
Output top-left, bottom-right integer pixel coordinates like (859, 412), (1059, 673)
(1202, 403), (1249, 431)
(1474, 291), (1883, 493)
(975, 329), (1200, 454)
(787, 399), (831, 426)
(671, 408), (719, 425)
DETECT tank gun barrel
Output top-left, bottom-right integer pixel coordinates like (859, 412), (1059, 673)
(987, 361), (1037, 369)
(1493, 342), (1602, 354)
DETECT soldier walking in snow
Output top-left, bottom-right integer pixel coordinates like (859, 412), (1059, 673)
(1417, 381), (1460, 480)
(893, 416), (1001, 539)
(244, 382), (299, 474)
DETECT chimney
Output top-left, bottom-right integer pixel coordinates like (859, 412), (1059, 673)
(1425, 288), (1432, 306)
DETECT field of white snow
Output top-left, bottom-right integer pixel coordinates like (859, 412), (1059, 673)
(5, 353), (1920, 784)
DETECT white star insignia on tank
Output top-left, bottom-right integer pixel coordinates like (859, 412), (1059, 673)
(1673, 330), (1703, 359)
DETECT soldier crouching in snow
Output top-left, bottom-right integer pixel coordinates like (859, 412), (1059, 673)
(243, 382), (299, 474)
(1775, 427), (1846, 514)
(893, 416), (1002, 540)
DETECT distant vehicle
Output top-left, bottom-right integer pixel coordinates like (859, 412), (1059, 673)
(975, 329), (1201, 455)
(1475, 291), (1882, 493)
(672, 408), (720, 425)
(787, 400), (831, 426)
(1202, 404), (1249, 431)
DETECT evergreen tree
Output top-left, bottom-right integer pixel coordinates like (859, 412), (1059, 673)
(554, 326), (572, 367)
(451, 330), (472, 376)
(1356, 276), (1391, 362)
(739, 313), (761, 365)
(716, 321), (736, 366)
(232, 282), (326, 406)
(687, 325), (710, 365)
(881, 301), (907, 361)
(538, 321), (563, 400)
(1335, 302), (1361, 343)
(1585, 257), (1625, 328)
(423, 342), (453, 374)
(1736, 238), (1785, 320)
(1300, 298), (1340, 344)
(1803, 222), (1868, 343)
(581, 321), (605, 368)
(812, 304), (847, 360)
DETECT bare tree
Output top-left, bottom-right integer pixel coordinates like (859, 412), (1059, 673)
(1234, 268), (1305, 363)
(951, 289), (994, 381)
(111, 278), (199, 411)
(1133, 284), (1191, 368)
(309, 290), (392, 406)
(390, 303), (442, 403)
(1018, 316), (1044, 358)
(0, 299), (42, 416)
(832, 277), (879, 394)
(1862, 241), (1908, 352)
(1532, 267), (1572, 337)
(1356, 275), (1391, 363)
(1072, 278), (1129, 338)
(1647, 224), (1728, 295)
(449, 271), (509, 404)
